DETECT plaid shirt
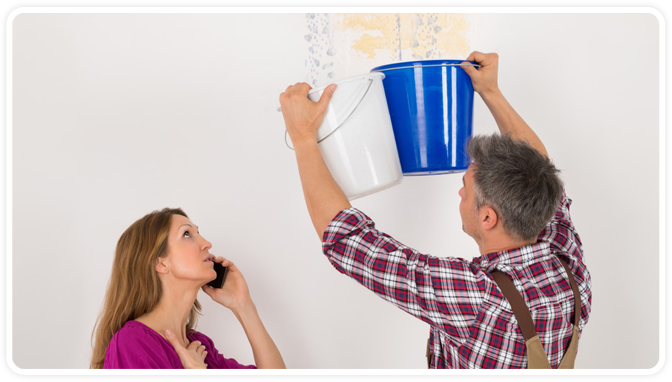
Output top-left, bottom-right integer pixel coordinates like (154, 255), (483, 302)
(322, 191), (592, 369)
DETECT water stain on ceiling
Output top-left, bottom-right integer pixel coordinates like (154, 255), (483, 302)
(304, 13), (471, 86)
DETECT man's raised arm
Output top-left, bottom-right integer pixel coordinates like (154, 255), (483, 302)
(461, 52), (549, 158)
(279, 83), (351, 240)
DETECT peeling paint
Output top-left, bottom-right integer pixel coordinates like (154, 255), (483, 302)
(336, 13), (470, 61)
(303, 13), (471, 87)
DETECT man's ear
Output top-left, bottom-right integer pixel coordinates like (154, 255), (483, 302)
(479, 206), (499, 231)
(155, 257), (169, 274)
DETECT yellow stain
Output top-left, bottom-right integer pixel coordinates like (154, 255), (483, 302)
(336, 13), (470, 60)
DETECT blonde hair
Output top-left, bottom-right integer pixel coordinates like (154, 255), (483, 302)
(90, 208), (202, 369)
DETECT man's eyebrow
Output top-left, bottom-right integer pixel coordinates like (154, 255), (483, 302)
(462, 175), (465, 186)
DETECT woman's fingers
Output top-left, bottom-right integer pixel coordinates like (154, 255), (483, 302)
(213, 256), (232, 267)
(165, 331), (207, 368)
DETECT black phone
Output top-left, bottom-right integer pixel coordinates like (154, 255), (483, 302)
(207, 262), (228, 289)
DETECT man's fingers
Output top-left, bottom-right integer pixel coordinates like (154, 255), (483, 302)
(291, 82), (312, 96)
(475, 52), (499, 68)
(461, 62), (479, 77)
(467, 50), (487, 64)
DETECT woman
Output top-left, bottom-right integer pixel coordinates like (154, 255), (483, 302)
(90, 208), (285, 369)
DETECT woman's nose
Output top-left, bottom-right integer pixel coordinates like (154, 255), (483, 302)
(200, 236), (212, 251)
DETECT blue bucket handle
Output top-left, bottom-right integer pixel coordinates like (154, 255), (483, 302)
(371, 62), (480, 72)
(283, 77), (374, 150)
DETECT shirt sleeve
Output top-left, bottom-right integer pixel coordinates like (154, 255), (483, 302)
(538, 190), (592, 332)
(104, 326), (177, 369)
(538, 190), (584, 262)
(322, 208), (489, 340)
(190, 332), (257, 369)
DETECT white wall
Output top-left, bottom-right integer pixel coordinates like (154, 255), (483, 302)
(9, 11), (660, 369)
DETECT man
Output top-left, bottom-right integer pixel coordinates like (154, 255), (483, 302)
(279, 51), (592, 369)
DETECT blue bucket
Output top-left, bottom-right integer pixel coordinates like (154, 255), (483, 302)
(370, 59), (478, 175)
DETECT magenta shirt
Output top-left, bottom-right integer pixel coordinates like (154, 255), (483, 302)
(103, 320), (256, 369)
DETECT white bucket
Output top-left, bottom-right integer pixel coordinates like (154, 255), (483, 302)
(303, 72), (403, 200)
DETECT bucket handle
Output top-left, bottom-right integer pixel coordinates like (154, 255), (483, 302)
(282, 78), (374, 150)
(372, 63), (480, 72)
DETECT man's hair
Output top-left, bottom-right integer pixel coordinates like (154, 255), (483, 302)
(467, 134), (563, 242)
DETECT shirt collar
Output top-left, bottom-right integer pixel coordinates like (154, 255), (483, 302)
(472, 241), (552, 272)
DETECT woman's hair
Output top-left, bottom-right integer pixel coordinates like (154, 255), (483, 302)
(90, 208), (202, 369)
(467, 134), (563, 242)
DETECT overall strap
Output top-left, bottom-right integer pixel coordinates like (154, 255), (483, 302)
(557, 258), (582, 329)
(489, 270), (539, 342)
(556, 258), (582, 369)
(489, 257), (582, 369)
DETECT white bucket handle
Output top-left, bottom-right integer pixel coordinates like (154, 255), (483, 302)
(284, 77), (374, 151)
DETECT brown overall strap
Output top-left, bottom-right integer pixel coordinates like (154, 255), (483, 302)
(490, 257), (581, 369)
(490, 270), (537, 341)
(556, 258), (582, 369)
(557, 258), (582, 329)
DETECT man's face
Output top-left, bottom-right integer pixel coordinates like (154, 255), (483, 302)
(458, 164), (479, 239)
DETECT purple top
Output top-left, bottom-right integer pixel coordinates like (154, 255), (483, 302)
(103, 320), (256, 369)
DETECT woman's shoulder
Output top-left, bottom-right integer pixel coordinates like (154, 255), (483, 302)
(104, 320), (181, 369)
(111, 320), (169, 348)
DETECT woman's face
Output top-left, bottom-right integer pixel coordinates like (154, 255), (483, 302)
(162, 214), (216, 285)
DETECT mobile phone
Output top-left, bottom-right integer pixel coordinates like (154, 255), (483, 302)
(207, 262), (228, 289)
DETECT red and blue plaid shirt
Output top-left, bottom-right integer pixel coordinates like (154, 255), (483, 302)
(322, 191), (592, 368)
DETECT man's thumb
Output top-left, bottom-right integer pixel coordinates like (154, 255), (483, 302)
(460, 62), (478, 76)
(317, 84), (337, 108)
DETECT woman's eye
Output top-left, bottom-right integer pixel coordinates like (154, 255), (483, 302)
(183, 231), (191, 238)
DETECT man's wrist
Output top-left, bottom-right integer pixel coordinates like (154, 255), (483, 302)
(292, 137), (319, 152)
(478, 86), (503, 101)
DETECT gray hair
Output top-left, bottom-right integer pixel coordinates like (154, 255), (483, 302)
(467, 134), (563, 242)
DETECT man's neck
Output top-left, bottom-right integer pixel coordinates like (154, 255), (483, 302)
(478, 232), (537, 255)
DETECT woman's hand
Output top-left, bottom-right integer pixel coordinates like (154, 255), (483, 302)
(201, 257), (252, 313)
(202, 257), (286, 368)
(164, 329), (207, 369)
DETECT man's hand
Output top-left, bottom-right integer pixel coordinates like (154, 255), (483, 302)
(279, 82), (336, 148)
(461, 51), (500, 96)
(461, 51), (549, 158)
(278, 81), (351, 240)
